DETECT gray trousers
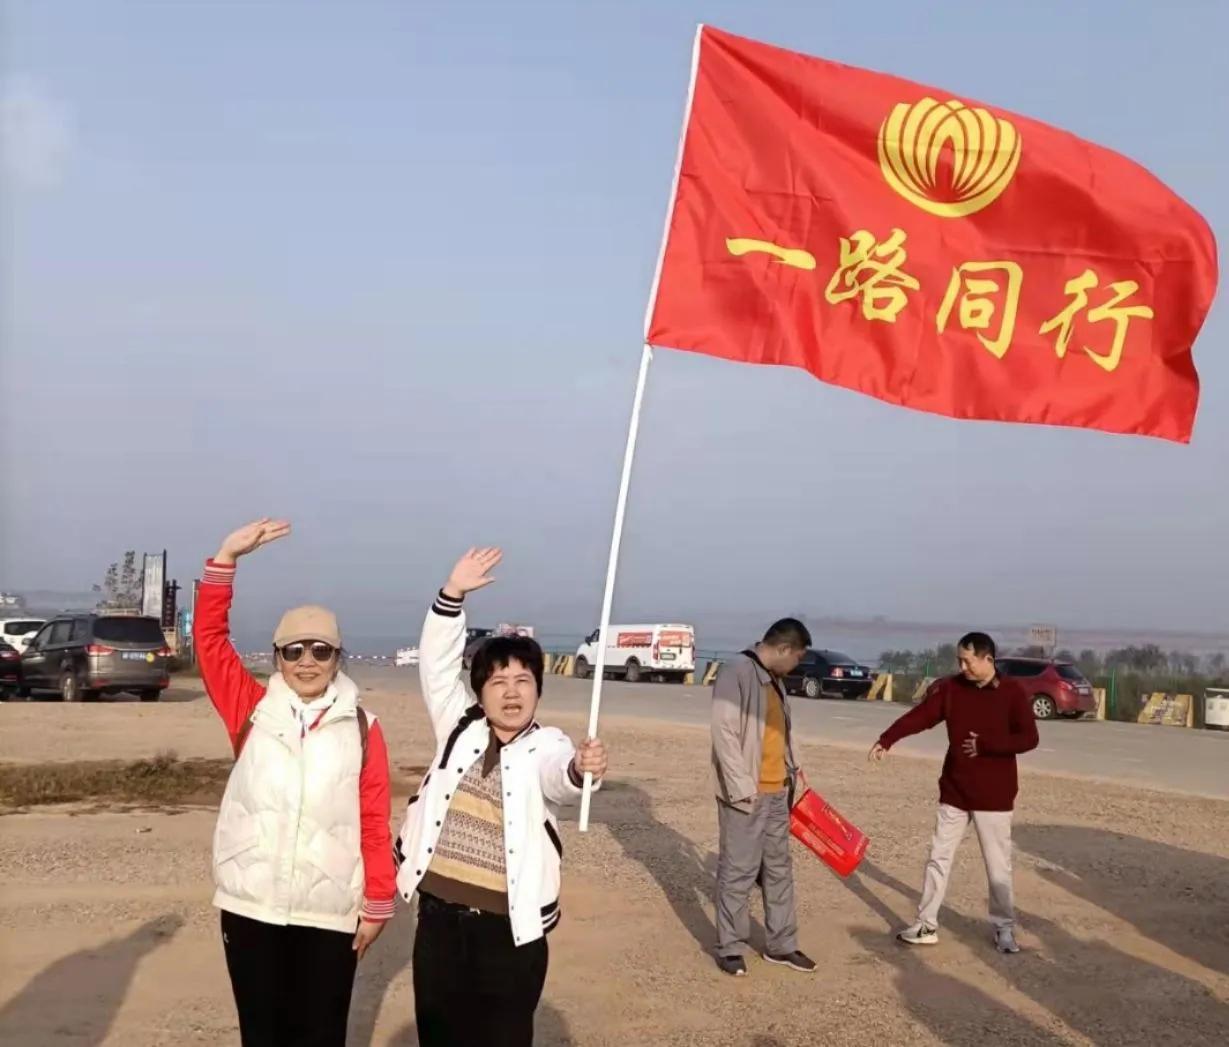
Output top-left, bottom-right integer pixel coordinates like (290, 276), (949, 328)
(917, 803), (1015, 931)
(715, 791), (798, 956)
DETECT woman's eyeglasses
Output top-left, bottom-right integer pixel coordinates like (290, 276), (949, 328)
(278, 642), (338, 664)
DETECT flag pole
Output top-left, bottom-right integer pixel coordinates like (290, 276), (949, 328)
(577, 342), (652, 831)
(577, 23), (704, 832)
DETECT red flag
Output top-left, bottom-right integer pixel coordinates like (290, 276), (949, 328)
(646, 26), (1218, 443)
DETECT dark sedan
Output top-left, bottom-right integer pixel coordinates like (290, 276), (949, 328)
(783, 650), (874, 700)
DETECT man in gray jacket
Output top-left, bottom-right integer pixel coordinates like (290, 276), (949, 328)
(711, 618), (816, 977)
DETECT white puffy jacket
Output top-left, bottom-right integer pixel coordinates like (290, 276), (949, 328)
(395, 592), (596, 947)
(212, 672), (371, 933)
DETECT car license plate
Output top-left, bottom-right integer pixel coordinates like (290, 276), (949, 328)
(122, 652), (151, 661)
(661, 652), (676, 661)
(850, 668), (864, 677)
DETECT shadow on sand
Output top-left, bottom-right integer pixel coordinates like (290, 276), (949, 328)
(0, 914), (184, 1046)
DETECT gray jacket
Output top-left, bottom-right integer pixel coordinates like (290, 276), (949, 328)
(711, 650), (798, 811)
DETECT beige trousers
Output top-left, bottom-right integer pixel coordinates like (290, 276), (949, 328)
(917, 803), (1015, 931)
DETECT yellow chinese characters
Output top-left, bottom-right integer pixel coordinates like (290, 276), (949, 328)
(935, 262), (1023, 359)
(824, 228), (919, 322)
(725, 238), (816, 270)
(1040, 270), (1155, 373)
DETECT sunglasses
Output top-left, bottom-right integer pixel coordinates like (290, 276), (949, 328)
(278, 641), (338, 663)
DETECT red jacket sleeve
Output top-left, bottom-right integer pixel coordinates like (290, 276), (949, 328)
(977, 681), (1041, 756)
(193, 560), (267, 748)
(878, 679), (947, 749)
(359, 719), (396, 921)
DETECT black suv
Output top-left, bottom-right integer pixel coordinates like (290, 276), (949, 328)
(782, 650), (874, 700)
(20, 613), (171, 701)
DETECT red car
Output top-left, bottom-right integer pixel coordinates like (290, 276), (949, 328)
(0, 640), (22, 698)
(996, 657), (1097, 720)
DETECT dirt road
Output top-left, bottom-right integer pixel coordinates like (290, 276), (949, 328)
(2, 680), (1226, 1045)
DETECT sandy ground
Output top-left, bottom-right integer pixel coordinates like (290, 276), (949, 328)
(1, 679), (1227, 1046)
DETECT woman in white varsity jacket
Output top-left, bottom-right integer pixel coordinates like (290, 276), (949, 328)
(395, 547), (608, 1047)
(195, 519), (396, 1047)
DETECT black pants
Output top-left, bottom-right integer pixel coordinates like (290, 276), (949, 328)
(220, 910), (357, 1047)
(413, 893), (548, 1047)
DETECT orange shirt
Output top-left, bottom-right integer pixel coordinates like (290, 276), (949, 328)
(759, 681), (787, 792)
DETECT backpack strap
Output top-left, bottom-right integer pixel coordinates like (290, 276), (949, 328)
(233, 706), (371, 768)
(356, 706), (370, 767)
(439, 704), (485, 768)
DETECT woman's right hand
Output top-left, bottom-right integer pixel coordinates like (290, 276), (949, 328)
(443, 547), (502, 599)
(214, 518), (292, 565)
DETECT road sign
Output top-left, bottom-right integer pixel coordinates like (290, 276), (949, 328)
(1028, 624), (1058, 650)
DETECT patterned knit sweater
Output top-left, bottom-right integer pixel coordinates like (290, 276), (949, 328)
(417, 737), (508, 913)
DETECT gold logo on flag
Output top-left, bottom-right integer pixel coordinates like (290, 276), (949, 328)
(877, 98), (1020, 218)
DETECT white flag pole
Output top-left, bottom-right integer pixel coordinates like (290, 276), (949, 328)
(578, 24), (705, 832)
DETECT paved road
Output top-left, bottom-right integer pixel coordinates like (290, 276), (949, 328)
(354, 666), (1229, 799)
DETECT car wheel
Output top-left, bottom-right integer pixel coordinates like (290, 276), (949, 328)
(803, 677), (821, 699)
(1032, 694), (1057, 720)
(138, 689), (161, 702)
(624, 659), (642, 683)
(573, 657), (591, 680)
(60, 672), (81, 703)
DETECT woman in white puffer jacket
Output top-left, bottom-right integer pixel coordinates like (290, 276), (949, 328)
(195, 519), (396, 1047)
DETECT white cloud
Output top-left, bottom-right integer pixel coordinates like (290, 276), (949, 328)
(1, 76), (74, 189)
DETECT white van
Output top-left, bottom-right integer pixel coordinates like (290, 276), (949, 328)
(574, 624), (696, 683)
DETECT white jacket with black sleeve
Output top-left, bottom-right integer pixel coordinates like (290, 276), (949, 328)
(394, 590), (596, 947)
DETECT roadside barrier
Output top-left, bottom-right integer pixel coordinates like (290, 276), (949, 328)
(912, 677), (936, 702)
(1093, 687), (1107, 720)
(703, 661), (723, 686)
(542, 653), (556, 674)
(552, 655), (575, 677)
(865, 674), (892, 701)
(1137, 692), (1195, 728)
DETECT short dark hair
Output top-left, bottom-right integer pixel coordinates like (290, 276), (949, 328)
(471, 636), (545, 696)
(763, 618), (812, 650)
(958, 632), (997, 659)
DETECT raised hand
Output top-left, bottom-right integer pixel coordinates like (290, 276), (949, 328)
(215, 518), (292, 565)
(443, 547), (502, 599)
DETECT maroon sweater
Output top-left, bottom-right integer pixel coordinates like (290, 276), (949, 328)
(878, 674), (1039, 812)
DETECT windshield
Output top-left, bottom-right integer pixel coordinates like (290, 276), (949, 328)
(93, 617), (165, 644)
(3, 620), (43, 637)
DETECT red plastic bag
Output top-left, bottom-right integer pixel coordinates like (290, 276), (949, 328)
(790, 778), (869, 878)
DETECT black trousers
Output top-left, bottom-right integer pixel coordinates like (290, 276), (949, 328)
(220, 910), (357, 1047)
(413, 893), (548, 1047)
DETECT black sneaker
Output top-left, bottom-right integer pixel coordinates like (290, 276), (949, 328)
(716, 954), (748, 977)
(764, 950), (817, 973)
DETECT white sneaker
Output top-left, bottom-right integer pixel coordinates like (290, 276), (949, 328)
(897, 922), (939, 946)
(995, 928), (1021, 954)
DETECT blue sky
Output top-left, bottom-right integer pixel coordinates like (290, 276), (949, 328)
(1, 0), (1225, 648)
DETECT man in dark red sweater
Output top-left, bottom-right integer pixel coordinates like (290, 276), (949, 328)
(869, 632), (1038, 954)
